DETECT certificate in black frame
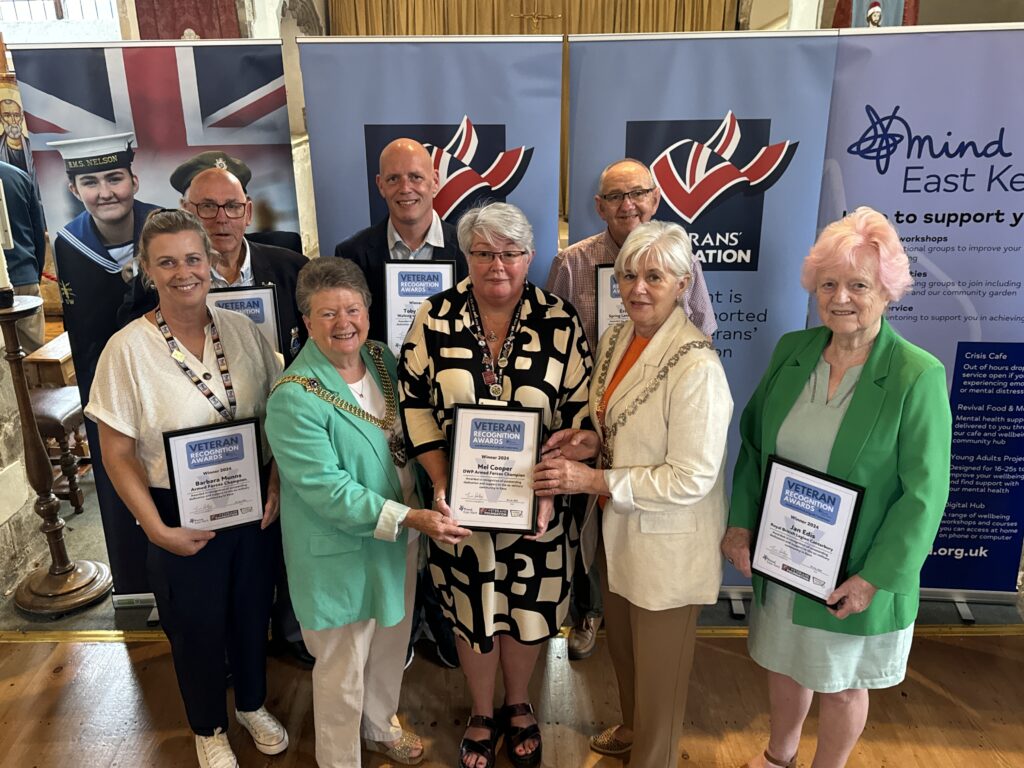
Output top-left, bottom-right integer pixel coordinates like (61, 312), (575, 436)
(446, 403), (543, 534)
(751, 454), (865, 605)
(162, 417), (265, 532)
(207, 284), (282, 354)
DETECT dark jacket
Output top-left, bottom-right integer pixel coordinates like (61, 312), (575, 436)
(333, 217), (466, 343)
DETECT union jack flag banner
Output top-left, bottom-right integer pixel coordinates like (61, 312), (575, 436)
(300, 37), (562, 284)
(10, 41), (298, 232)
(8, 41), (297, 598)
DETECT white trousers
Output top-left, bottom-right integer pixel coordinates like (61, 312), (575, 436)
(301, 538), (418, 768)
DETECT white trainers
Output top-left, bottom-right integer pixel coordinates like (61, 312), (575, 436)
(195, 728), (239, 768)
(235, 706), (289, 755)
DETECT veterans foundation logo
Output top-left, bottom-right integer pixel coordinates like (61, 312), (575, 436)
(627, 112), (798, 271)
(365, 115), (532, 223)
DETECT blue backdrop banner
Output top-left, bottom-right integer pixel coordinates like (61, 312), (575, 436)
(568, 33), (838, 586)
(821, 27), (1024, 594)
(299, 37), (562, 283)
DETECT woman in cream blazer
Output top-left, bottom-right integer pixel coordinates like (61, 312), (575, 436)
(535, 221), (732, 768)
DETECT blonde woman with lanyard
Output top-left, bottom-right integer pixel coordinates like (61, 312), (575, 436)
(86, 209), (288, 768)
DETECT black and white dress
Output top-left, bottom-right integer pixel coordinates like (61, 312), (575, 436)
(398, 278), (592, 652)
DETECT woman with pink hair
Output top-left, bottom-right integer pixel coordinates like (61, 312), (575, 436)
(722, 207), (951, 768)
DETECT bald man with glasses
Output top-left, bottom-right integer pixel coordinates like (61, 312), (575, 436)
(120, 152), (308, 366)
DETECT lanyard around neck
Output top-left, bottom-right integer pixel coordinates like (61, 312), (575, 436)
(155, 307), (236, 422)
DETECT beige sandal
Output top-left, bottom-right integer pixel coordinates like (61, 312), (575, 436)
(365, 730), (425, 765)
(590, 725), (633, 757)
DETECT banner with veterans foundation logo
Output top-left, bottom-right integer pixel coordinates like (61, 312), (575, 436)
(299, 37), (562, 283)
(820, 26), (1024, 595)
(10, 41), (299, 232)
(568, 34), (837, 589)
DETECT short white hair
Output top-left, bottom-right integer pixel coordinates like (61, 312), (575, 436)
(456, 202), (534, 255)
(615, 220), (693, 280)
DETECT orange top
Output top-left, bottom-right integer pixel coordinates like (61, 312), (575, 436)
(597, 334), (651, 507)
(597, 334), (651, 429)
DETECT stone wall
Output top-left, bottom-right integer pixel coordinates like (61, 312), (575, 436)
(0, 338), (43, 595)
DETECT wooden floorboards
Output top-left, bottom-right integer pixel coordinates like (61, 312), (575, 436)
(0, 629), (1022, 767)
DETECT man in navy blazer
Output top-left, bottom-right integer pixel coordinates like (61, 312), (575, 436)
(333, 138), (466, 343)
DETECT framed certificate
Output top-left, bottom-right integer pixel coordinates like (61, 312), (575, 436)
(208, 285), (281, 354)
(595, 265), (629, 341)
(163, 418), (265, 531)
(385, 260), (456, 356)
(446, 404), (543, 533)
(751, 455), (864, 604)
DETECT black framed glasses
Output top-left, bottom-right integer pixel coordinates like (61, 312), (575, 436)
(188, 201), (248, 219)
(598, 187), (656, 204)
(468, 250), (528, 263)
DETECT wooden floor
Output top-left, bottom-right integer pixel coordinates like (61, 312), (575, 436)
(0, 628), (1022, 767)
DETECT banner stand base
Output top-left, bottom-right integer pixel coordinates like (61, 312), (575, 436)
(729, 597), (747, 619)
(723, 588), (1019, 625)
(954, 601), (976, 625)
(111, 592), (156, 610)
(920, 588), (1018, 607)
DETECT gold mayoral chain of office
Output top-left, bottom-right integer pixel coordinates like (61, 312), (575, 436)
(593, 323), (712, 468)
(272, 343), (407, 467)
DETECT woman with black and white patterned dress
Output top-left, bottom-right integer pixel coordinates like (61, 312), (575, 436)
(398, 203), (591, 768)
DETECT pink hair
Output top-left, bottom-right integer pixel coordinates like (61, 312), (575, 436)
(801, 207), (914, 301)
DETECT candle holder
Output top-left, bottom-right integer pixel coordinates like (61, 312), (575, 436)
(0, 295), (112, 615)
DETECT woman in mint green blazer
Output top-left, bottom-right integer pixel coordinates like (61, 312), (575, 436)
(266, 259), (469, 768)
(722, 208), (951, 768)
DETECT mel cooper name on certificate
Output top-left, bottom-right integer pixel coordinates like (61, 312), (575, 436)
(751, 456), (863, 604)
(163, 418), (265, 531)
(447, 405), (542, 534)
(385, 260), (456, 357)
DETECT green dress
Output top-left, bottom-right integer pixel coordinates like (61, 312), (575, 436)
(747, 356), (914, 692)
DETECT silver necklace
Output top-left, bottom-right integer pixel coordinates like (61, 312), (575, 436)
(345, 369), (367, 398)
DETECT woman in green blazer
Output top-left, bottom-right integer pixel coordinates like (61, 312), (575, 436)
(266, 259), (469, 768)
(722, 208), (951, 768)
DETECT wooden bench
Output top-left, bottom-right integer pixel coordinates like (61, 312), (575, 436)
(24, 331), (76, 388)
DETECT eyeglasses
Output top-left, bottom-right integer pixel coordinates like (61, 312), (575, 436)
(598, 187), (655, 204)
(468, 250), (528, 263)
(188, 201), (247, 219)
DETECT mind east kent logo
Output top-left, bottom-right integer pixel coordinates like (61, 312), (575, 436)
(626, 112), (798, 271)
(365, 115), (532, 223)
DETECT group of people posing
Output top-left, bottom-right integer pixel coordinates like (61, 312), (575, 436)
(59, 134), (950, 768)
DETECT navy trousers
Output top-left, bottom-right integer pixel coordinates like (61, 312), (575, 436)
(148, 488), (278, 735)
